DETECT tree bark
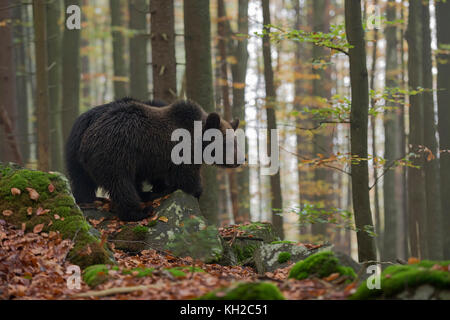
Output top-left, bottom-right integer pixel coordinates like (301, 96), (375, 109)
(62, 0), (81, 144)
(33, 0), (50, 171)
(47, 0), (64, 171)
(0, 0), (19, 163)
(262, 0), (284, 238)
(344, 0), (376, 262)
(184, 0), (219, 225)
(382, 0), (402, 262)
(436, 0), (450, 259)
(150, 0), (177, 103)
(422, 0), (442, 260)
(110, 0), (128, 99)
(129, 0), (149, 100)
(406, 0), (427, 258)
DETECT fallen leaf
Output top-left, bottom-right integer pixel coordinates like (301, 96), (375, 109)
(54, 214), (60, 220)
(11, 188), (21, 196)
(324, 273), (340, 282)
(27, 207), (33, 215)
(33, 223), (44, 233)
(2, 210), (13, 217)
(25, 187), (40, 201)
(158, 216), (168, 223)
(21, 223), (26, 232)
(36, 207), (50, 216)
(408, 257), (420, 265)
(48, 184), (55, 193)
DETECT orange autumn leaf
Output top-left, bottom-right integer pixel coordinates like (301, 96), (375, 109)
(11, 188), (21, 196)
(408, 257), (420, 265)
(33, 223), (44, 234)
(324, 272), (340, 282)
(25, 187), (40, 201)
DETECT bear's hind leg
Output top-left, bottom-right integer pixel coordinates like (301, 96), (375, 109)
(71, 169), (97, 204)
(109, 178), (151, 221)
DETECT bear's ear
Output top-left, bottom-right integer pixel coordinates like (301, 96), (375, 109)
(231, 119), (240, 130)
(205, 112), (221, 130)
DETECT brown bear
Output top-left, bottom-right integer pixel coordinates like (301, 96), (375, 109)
(65, 98), (240, 221)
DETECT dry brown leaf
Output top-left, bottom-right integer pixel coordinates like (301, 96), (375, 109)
(48, 183), (55, 193)
(26, 187), (40, 201)
(323, 272), (340, 282)
(54, 214), (60, 220)
(11, 187), (21, 196)
(36, 207), (50, 216)
(408, 257), (420, 265)
(27, 207), (33, 215)
(33, 223), (44, 234)
(2, 209), (13, 216)
(158, 216), (168, 223)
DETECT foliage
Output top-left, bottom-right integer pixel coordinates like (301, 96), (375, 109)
(277, 252), (291, 264)
(199, 282), (285, 300)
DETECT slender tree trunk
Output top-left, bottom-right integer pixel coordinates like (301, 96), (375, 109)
(262, 0), (284, 238)
(129, 0), (149, 100)
(33, 0), (50, 171)
(0, 0), (19, 163)
(382, 0), (401, 261)
(184, 0), (219, 225)
(110, 0), (127, 99)
(62, 0), (81, 144)
(150, 0), (177, 103)
(436, 0), (450, 259)
(231, 0), (250, 222)
(421, 0), (442, 260)
(345, 0), (376, 262)
(406, 0), (427, 258)
(12, 3), (30, 163)
(46, 0), (64, 171)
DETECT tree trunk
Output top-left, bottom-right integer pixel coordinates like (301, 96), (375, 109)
(150, 0), (177, 103)
(231, 0), (250, 222)
(33, 0), (50, 171)
(110, 0), (128, 99)
(129, 0), (149, 100)
(62, 0), (81, 144)
(421, 0), (442, 260)
(184, 0), (219, 225)
(436, 0), (450, 259)
(406, 0), (427, 258)
(46, 0), (64, 171)
(0, 0), (19, 163)
(344, 0), (376, 262)
(262, 0), (284, 238)
(382, 0), (402, 262)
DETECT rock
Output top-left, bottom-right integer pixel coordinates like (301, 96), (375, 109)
(288, 251), (356, 281)
(221, 222), (279, 266)
(253, 242), (310, 274)
(0, 162), (115, 268)
(199, 282), (285, 300)
(83, 190), (224, 263)
(350, 260), (450, 300)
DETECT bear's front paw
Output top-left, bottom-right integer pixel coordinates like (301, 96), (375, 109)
(119, 207), (153, 222)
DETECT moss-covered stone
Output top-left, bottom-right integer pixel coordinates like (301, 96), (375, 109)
(277, 252), (291, 264)
(0, 162), (114, 268)
(350, 260), (450, 300)
(199, 282), (285, 300)
(83, 264), (118, 287)
(288, 251), (356, 281)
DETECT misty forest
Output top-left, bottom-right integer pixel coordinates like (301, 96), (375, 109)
(0, 0), (449, 301)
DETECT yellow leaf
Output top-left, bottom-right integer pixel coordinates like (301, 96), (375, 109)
(158, 216), (168, 223)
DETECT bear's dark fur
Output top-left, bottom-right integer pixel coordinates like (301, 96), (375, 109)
(65, 98), (240, 221)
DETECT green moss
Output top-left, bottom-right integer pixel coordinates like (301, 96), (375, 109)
(277, 252), (292, 264)
(132, 225), (149, 235)
(166, 266), (205, 278)
(122, 267), (155, 277)
(271, 240), (296, 245)
(83, 264), (111, 287)
(199, 282), (285, 300)
(232, 242), (258, 263)
(288, 251), (356, 281)
(350, 260), (450, 300)
(0, 164), (113, 269)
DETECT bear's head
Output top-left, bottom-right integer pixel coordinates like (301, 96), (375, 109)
(203, 112), (243, 168)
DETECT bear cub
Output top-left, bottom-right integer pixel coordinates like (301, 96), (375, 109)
(65, 98), (241, 222)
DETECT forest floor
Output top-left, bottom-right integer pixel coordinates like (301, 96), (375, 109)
(0, 219), (355, 300)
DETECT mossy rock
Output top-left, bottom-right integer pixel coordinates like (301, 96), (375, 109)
(288, 251), (356, 281)
(199, 282), (285, 300)
(0, 162), (114, 268)
(83, 190), (223, 263)
(350, 260), (450, 300)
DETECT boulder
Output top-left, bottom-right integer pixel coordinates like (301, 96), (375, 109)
(83, 190), (224, 263)
(253, 242), (333, 274)
(0, 162), (114, 268)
